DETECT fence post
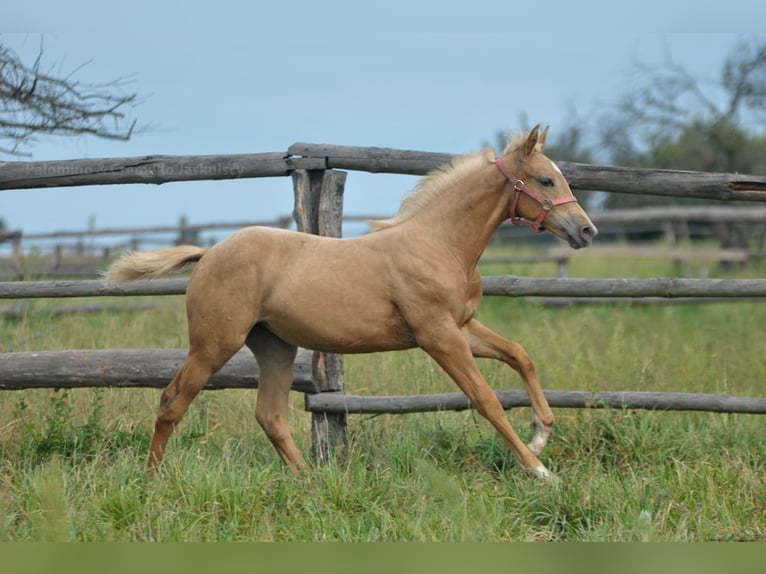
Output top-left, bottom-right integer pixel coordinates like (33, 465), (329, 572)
(53, 245), (63, 269)
(10, 232), (22, 273)
(291, 168), (348, 462)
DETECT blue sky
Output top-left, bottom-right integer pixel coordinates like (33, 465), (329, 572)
(2, 1), (765, 241)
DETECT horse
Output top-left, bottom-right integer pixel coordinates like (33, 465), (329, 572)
(106, 125), (597, 482)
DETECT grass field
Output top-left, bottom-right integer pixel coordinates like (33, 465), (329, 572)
(0, 251), (764, 541)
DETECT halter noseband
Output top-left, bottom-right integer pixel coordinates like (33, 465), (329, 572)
(495, 157), (579, 233)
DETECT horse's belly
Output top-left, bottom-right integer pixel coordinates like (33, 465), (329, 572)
(262, 297), (417, 354)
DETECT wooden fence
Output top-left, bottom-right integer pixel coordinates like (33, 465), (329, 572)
(3, 142), (766, 197)
(3, 143), (766, 458)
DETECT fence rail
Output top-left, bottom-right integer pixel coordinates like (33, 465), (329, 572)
(17, 218), (293, 241)
(4, 143), (766, 202)
(305, 389), (766, 415)
(0, 278), (188, 298)
(481, 276), (766, 298)
(591, 206), (766, 224)
(287, 143), (766, 202)
(4, 276), (766, 300)
(0, 348), (315, 393)
(0, 152), (322, 189)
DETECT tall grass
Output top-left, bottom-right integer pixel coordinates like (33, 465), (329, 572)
(0, 255), (764, 541)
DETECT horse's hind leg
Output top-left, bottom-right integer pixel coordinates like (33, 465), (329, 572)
(246, 325), (305, 472)
(464, 319), (554, 457)
(148, 342), (241, 469)
(147, 257), (260, 470)
(149, 354), (207, 467)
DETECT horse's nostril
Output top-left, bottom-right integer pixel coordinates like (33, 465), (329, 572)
(581, 225), (597, 240)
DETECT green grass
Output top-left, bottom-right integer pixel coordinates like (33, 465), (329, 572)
(0, 254), (764, 541)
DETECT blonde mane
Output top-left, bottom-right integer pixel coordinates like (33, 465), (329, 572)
(369, 131), (536, 231)
(368, 147), (496, 231)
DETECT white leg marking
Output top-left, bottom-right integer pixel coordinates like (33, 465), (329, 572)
(527, 412), (553, 457)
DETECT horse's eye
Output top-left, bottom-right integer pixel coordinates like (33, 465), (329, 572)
(539, 177), (555, 187)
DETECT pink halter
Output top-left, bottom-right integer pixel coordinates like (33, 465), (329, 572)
(495, 157), (579, 233)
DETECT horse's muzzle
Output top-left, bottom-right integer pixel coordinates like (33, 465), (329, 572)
(567, 223), (597, 249)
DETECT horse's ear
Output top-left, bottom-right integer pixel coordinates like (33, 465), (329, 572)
(539, 125), (550, 149)
(525, 124), (541, 155)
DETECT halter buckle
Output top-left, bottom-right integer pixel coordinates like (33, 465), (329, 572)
(513, 179), (525, 191)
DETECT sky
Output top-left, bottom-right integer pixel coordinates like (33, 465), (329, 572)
(2, 0), (766, 246)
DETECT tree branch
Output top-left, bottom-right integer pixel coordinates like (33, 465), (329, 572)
(0, 39), (143, 157)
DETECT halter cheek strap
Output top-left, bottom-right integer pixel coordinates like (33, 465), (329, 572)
(495, 157), (579, 233)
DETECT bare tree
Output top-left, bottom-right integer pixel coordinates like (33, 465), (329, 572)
(602, 39), (766, 169)
(0, 39), (141, 157)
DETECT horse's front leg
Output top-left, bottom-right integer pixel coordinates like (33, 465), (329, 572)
(414, 320), (558, 483)
(463, 319), (554, 457)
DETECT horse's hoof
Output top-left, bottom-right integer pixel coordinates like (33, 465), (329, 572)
(527, 464), (561, 486)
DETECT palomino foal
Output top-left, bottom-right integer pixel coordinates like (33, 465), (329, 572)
(106, 126), (597, 482)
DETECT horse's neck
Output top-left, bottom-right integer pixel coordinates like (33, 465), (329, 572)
(408, 167), (509, 268)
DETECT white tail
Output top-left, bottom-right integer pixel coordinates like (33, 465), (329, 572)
(105, 245), (206, 283)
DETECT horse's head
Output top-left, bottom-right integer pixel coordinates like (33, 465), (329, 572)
(496, 125), (597, 249)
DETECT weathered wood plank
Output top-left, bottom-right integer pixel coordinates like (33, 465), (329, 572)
(591, 206), (766, 224)
(318, 170), (346, 238)
(305, 389), (766, 415)
(292, 168), (349, 460)
(0, 301), (176, 320)
(479, 255), (569, 264)
(5, 276), (766, 300)
(289, 143), (766, 202)
(0, 278), (188, 299)
(20, 217), (293, 241)
(549, 245), (750, 262)
(0, 152), (306, 190)
(287, 142), (453, 175)
(291, 170), (322, 236)
(531, 296), (766, 307)
(0, 348), (316, 393)
(480, 276), (766, 298)
(558, 161), (766, 202)
(3, 143), (766, 202)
